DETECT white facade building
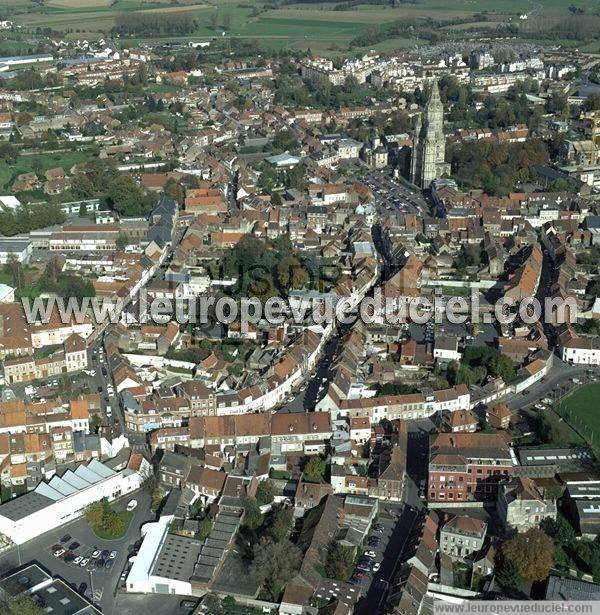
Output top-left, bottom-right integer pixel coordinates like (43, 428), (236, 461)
(0, 458), (145, 544)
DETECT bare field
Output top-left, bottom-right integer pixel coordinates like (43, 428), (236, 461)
(141, 3), (209, 14)
(46, 0), (113, 8)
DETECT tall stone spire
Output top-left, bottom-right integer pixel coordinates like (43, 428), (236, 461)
(410, 79), (448, 189)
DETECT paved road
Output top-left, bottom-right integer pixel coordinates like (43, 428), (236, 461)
(0, 489), (154, 613)
(278, 331), (341, 413)
(503, 361), (599, 411)
(355, 503), (422, 615)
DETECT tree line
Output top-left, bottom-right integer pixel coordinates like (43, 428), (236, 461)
(0, 202), (65, 237)
(112, 12), (199, 37)
(449, 138), (549, 197)
(71, 160), (155, 217)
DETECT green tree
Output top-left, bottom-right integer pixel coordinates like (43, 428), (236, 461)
(4, 255), (24, 289)
(271, 191), (282, 207)
(496, 556), (523, 589)
(303, 456), (326, 484)
(108, 173), (144, 215)
(272, 129), (299, 153)
(250, 537), (302, 601)
(151, 487), (165, 513)
(198, 516), (212, 541)
(6, 596), (44, 615)
(0, 141), (18, 164)
(164, 177), (185, 204)
(84, 501), (104, 527)
(502, 528), (554, 582)
(269, 507), (293, 543)
(277, 256), (309, 291)
(89, 414), (102, 434)
(550, 513), (576, 545)
(324, 540), (355, 580)
(242, 496), (263, 531)
(256, 479), (275, 506)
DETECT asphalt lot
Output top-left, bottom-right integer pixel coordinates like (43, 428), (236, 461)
(0, 489), (154, 614)
(363, 170), (429, 219)
(355, 503), (422, 615)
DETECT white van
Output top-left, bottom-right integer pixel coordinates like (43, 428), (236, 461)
(106, 405), (112, 417)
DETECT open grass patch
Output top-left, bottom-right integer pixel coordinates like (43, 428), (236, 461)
(556, 383), (600, 453)
(85, 499), (133, 540)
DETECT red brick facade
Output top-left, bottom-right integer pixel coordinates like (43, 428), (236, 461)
(428, 433), (513, 503)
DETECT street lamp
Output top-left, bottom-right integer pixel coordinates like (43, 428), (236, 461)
(88, 568), (95, 601)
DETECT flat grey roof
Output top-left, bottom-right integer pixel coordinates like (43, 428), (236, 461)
(518, 446), (593, 466)
(0, 491), (54, 521)
(0, 564), (50, 595)
(32, 578), (99, 614)
(151, 533), (202, 582)
(192, 563), (215, 582)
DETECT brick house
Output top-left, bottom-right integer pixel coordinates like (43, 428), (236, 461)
(428, 432), (513, 503)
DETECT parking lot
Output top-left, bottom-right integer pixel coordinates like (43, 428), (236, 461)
(0, 489), (153, 613)
(355, 503), (422, 614)
(47, 535), (123, 602)
(362, 170), (429, 219)
(351, 514), (395, 591)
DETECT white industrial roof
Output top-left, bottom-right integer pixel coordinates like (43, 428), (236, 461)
(34, 460), (117, 502)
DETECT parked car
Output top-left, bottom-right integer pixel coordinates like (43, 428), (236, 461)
(74, 556), (83, 565)
(105, 560), (113, 570)
(109, 550), (117, 559)
(68, 542), (80, 551)
(127, 499), (138, 512)
(364, 550), (377, 558)
(78, 583), (87, 595)
(372, 562), (381, 573)
(60, 534), (71, 543)
(63, 552), (75, 562)
(91, 550), (100, 559)
(79, 558), (89, 567)
(53, 549), (65, 558)
(51, 544), (62, 552)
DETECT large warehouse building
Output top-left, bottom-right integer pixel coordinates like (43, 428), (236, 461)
(0, 457), (147, 544)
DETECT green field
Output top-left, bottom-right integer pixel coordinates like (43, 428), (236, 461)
(7, 0), (598, 50)
(0, 148), (96, 193)
(556, 383), (600, 453)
